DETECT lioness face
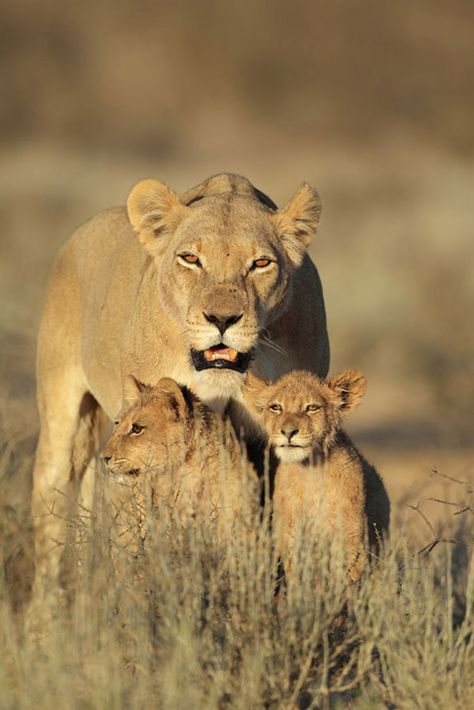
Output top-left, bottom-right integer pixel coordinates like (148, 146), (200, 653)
(244, 370), (366, 462)
(159, 197), (291, 367)
(127, 179), (321, 380)
(102, 378), (190, 478)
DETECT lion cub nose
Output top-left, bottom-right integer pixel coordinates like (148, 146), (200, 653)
(281, 426), (300, 441)
(203, 312), (243, 335)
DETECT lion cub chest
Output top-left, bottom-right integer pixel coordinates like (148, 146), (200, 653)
(273, 456), (364, 554)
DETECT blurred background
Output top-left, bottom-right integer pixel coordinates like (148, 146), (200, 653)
(1, 0), (473, 531)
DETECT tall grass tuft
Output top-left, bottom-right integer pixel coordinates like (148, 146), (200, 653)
(1, 450), (473, 709)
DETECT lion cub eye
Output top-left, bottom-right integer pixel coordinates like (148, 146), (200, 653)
(130, 422), (145, 435)
(269, 403), (282, 413)
(252, 258), (272, 270)
(179, 253), (202, 267)
(305, 404), (321, 413)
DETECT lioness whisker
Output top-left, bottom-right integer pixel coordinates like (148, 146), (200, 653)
(258, 334), (287, 357)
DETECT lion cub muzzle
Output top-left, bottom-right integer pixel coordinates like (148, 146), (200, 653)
(101, 451), (141, 478)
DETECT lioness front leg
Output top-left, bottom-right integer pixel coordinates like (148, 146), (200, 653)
(27, 372), (97, 637)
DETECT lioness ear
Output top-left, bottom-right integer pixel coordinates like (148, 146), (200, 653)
(127, 179), (190, 254)
(122, 374), (153, 408)
(273, 183), (322, 267)
(242, 372), (271, 414)
(156, 377), (189, 421)
(326, 369), (367, 412)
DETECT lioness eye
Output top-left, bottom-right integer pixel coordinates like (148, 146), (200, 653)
(179, 253), (201, 266)
(269, 403), (282, 413)
(306, 404), (321, 413)
(130, 422), (145, 435)
(252, 258), (271, 269)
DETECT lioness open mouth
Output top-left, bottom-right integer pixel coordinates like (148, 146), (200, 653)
(191, 345), (253, 372)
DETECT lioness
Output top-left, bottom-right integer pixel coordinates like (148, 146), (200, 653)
(31, 172), (329, 618)
(101, 375), (259, 536)
(244, 369), (390, 584)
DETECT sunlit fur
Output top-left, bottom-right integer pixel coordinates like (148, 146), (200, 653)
(244, 369), (390, 583)
(31, 172), (329, 625)
(102, 376), (259, 535)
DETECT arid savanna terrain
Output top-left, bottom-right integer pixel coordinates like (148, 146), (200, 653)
(1, 1), (473, 706)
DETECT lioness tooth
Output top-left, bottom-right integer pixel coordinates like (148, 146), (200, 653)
(204, 347), (238, 362)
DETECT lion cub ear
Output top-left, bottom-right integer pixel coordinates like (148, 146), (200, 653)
(127, 179), (190, 255)
(326, 369), (367, 412)
(156, 377), (189, 421)
(273, 183), (322, 267)
(242, 372), (271, 415)
(122, 374), (153, 409)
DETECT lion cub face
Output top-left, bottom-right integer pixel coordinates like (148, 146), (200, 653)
(102, 377), (191, 477)
(244, 369), (366, 462)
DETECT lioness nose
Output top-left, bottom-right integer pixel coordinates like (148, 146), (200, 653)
(282, 426), (299, 441)
(203, 312), (243, 335)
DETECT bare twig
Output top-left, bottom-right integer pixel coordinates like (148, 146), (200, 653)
(427, 497), (462, 508)
(430, 467), (472, 490)
(404, 503), (437, 536)
(454, 506), (473, 516)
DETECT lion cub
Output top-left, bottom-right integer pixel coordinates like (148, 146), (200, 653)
(244, 369), (390, 583)
(102, 376), (259, 540)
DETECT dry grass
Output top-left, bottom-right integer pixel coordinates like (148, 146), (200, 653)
(1, 441), (473, 710)
(1, 1), (473, 704)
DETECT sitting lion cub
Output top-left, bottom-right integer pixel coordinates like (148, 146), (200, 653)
(244, 369), (390, 583)
(102, 376), (259, 541)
